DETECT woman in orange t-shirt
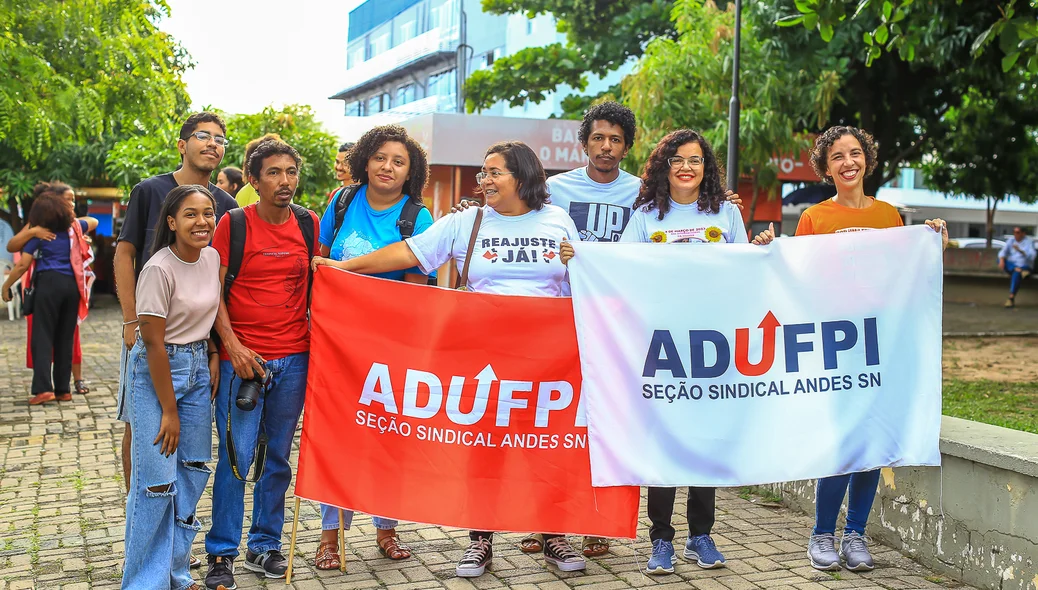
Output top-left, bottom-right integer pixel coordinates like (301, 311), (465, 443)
(755, 126), (947, 572)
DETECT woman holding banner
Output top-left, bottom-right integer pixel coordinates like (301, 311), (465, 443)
(562, 128), (746, 575)
(312, 140), (584, 578)
(758, 126), (945, 572)
(311, 124), (434, 570)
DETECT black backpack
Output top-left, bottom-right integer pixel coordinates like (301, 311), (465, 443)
(332, 183), (427, 241)
(219, 203), (315, 484)
(331, 184), (434, 284)
(223, 203), (316, 302)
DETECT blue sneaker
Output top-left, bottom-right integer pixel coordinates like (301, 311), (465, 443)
(645, 539), (675, 575)
(684, 534), (726, 569)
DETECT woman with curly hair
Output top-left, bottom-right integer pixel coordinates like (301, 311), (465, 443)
(783, 126), (946, 573)
(563, 128), (748, 575)
(630, 129), (741, 573)
(314, 140), (584, 578)
(309, 125), (434, 570)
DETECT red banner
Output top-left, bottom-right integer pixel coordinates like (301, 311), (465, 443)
(295, 268), (639, 537)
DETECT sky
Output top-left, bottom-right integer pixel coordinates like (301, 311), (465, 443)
(161, 0), (365, 140)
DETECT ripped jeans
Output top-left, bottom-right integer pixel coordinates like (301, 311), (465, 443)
(122, 338), (212, 590)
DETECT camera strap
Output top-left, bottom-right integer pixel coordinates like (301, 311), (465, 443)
(225, 374), (269, 483)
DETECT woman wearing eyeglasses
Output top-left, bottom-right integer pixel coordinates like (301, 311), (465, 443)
(312, 141), (583, 578)
(562, 128), (745, 575)
(628, 129), (743, 574)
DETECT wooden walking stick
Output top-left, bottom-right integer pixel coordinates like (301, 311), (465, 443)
(286, 497), (301, 584)
(338, 508), (346, 572)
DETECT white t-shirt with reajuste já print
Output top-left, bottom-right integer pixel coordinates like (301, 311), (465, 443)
(405, 205), (579, 297)
(620, 199), (748, 244)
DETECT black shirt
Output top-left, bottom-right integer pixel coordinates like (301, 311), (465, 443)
(117, 173), (238, 274)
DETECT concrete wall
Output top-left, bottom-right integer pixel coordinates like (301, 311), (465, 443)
(945, 247), (1003, 276)
(758, 417), (1038, 590)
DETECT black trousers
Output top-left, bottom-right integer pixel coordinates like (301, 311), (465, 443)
(647, 486), (716, 542)
(30, 271), (80, 395)
(469, 531), (563, 542)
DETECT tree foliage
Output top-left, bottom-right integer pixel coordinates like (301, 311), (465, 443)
(782, 0), (1038, 73)
(223, 105), (340, 215)
(106, 105), (341, 215)
(921, 77), (1038, 243)
(465, 0), (676, 112)
(624, 0), (837, 223)
(765, 0), (1038, 197)
(0, 0), (191, 216)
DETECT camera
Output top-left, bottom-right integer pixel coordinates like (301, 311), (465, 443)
(235, 359), (269, 411)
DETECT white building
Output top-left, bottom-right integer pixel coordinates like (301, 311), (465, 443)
(330, 0), (624, 131)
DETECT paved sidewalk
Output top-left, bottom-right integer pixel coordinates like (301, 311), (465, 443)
(0, 298), (974, 589)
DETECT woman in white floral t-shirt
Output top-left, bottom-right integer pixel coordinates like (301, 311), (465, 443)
(563, 128), (752, 576)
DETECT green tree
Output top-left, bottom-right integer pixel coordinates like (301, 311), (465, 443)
(106, 105), (340, 215)
(624, 0), (838, 225)
(921, 79), (1038, 245)
(755, 0), (1024, 195)
(223, 105), (340, 215)
(0, 0), (191, 220)
(781, 0), (1038, 73)
(464, 0), (677, 113)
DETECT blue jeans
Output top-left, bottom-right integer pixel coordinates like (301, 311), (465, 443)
(319, 504), (397, 531)
(205, 353), (308, 558)
(117, 342), (131, 422)
(1005, 261), (1031, 295)
(813, 469), (882, 536)
(122, 339), (212, 590)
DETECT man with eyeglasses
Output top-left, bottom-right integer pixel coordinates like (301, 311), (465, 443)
(113, 111), (238, 568)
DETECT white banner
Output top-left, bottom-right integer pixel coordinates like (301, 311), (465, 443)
(569, 225), (944, 487)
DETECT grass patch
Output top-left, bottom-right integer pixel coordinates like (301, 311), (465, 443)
(67, 470), (85, 492)
(738, 487), (783, 504)
(79, 517), (101, 533)
(943, 380), (1038, 434)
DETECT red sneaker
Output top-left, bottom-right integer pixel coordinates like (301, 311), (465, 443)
(29, 392), (56, 405)
(55, 393), (73, 402)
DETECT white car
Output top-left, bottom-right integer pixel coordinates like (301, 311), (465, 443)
(948, 237), (1006, 249)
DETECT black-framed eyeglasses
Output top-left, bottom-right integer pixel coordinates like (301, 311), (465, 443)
(189, 130), (230, 147)
(668, 156), (704, 169)
(476, 170), (513, 184)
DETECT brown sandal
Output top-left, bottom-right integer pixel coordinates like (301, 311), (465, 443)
(315, 541), (342, 570)
(582, 536), (610, 557)
(377, 534), (412, 560)
(520, 533), (544, 553)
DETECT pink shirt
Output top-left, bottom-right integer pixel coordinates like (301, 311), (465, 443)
(135, 247), (220, 345)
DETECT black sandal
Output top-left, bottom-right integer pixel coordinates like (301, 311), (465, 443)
(75, 380), (89, 395)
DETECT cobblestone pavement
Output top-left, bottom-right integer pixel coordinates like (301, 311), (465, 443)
(0, 297), (975, 589)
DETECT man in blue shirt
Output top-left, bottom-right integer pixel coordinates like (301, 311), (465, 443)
(999, 226), (1036, 307)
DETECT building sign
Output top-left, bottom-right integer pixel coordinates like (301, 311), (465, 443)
(400, 113), (587, 171)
